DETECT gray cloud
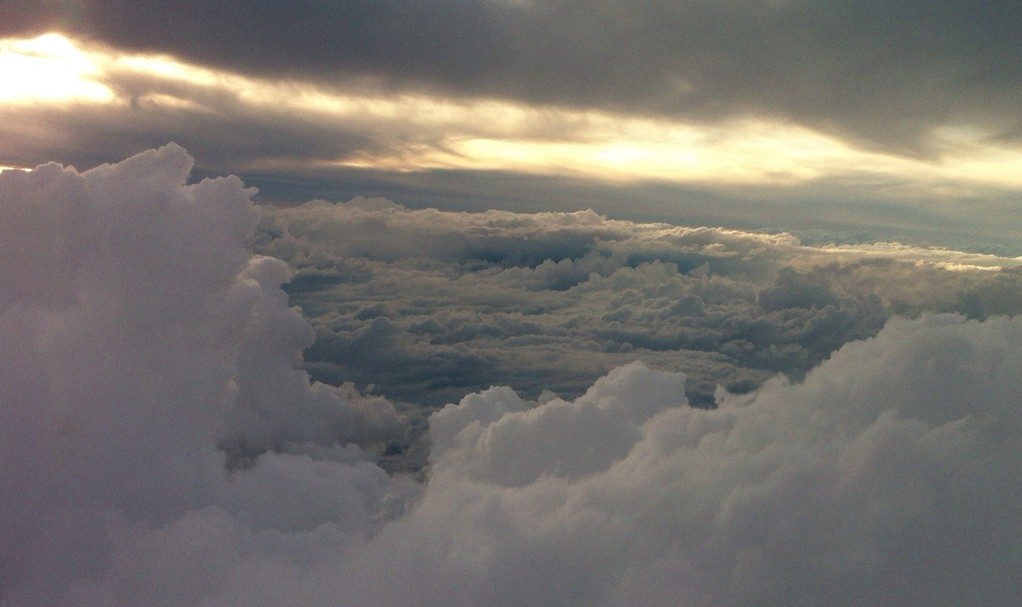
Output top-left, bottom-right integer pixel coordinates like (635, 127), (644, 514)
(6, 1), (1022, 153)
(6, 2), (1022, 269)
(0, 92), (378, 177)
(258, 196), (1022, 412)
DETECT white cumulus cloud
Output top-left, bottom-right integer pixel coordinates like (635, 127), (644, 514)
(343, 315), (1022, 606)
(0, 145), (414, 605)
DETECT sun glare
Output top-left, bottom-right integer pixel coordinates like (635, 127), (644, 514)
(0, 33), (114, 103)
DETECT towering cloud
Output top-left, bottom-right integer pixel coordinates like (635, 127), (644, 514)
(0, 145), (414, 605)
(1, 147), (1020, 605)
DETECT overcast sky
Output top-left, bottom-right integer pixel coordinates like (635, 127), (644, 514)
(2, 1), (1022, 249)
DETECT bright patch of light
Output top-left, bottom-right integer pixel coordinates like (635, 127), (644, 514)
(116, 53), (222, 87)
(132, 93), (211, 113)
(0, 33), (114, 103)
(814, 241), (1022, 271)
(368, 120), (882, 184)
(930, 127), (1022, 188)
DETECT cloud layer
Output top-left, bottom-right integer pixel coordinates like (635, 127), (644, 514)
(2, 147), (1021, 605)
(5, 1), (1022, 154)
(258, 196), (1022, 410)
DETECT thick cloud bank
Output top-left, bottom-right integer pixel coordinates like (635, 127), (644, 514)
(259, 197), (1022, 409)
(2, 148), (1020, 605)
(386, 318), (1022, 606)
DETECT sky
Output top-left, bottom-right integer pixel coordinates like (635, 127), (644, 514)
(2, 1), (1022, 250)
(3, 3), (1022, 606)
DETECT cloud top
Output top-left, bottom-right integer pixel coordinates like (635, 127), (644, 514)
(338, 314), (1022, 606)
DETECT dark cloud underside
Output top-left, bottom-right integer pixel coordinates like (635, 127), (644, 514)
(5, 0), (1022, 153)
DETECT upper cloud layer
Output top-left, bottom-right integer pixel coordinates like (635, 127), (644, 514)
(5, 0), (1021, 154)
(4, 25), (1022, 247)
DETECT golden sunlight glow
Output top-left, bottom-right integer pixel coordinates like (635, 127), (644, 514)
(814, 241), (1022, 272)
(0, 33), (114, 103)
(647, 224), (1022, 272)
(2, 33), (1022, 195)
(116, 53), (223, 87)
(442, 121), (855, 184)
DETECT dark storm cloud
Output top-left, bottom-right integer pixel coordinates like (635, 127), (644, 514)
(6, 0), (1022, 152)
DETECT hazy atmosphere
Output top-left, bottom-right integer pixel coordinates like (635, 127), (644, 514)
(2, 2), (1021, 605)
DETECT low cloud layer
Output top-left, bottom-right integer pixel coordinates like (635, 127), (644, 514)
(259, 196), (1022, 409)
(353, 322), (1022, 605)
(2, 147), (1021, 605)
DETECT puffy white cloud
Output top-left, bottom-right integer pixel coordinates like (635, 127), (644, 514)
(0, 145), (413, 605)
(340, 315), (1022, 606)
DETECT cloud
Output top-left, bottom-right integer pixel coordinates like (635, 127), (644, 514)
(338, 315), (1022, 606)
(5, 1), (1022, 154)
(5, 30), (1022, 251)
(3, 146), (1022, 605)
(259, 197), (1022, 407)
(0, 145), (413, 604)
(0, 81), (378, 177)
